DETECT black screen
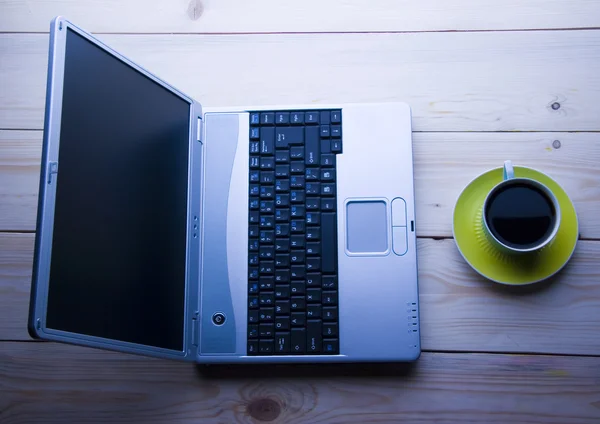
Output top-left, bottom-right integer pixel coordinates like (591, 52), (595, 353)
(46, 29), (190, 351)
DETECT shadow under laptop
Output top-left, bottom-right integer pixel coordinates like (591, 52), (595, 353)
(195, 360), (417, 380)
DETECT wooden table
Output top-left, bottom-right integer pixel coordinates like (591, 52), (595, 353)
(1, 1), (600, 422)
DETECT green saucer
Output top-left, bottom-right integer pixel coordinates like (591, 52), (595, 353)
(453, 166), (579, 285)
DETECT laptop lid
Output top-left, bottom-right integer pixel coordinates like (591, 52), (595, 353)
(28, 17), (203, 361)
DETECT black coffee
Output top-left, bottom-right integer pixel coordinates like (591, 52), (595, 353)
(485, 183), (556, 249)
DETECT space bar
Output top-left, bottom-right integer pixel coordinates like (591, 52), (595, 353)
(321, 213), (337, 273)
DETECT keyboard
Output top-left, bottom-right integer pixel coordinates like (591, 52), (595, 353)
(247, 110), (342, 356)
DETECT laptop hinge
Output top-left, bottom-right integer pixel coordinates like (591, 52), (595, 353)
(197, 117), (203, 143)
(47, 161), (58, 184)
(192, 311), (199, 347)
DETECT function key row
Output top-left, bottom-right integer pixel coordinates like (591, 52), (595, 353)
(251, 110), (341, 126)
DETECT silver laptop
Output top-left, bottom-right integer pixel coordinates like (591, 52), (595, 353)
(28, 17), (421, 363)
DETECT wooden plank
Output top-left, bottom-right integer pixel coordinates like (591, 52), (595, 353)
(3, 233), (600, 355)
(1, 342), (599, 423)
(1, 0), (600, 33)
(3, 130), (599, 238)
(1, 31), (600, 131)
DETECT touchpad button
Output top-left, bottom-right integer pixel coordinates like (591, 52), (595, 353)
(346, 200), (388, 254)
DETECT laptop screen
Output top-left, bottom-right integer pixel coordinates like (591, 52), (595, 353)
(45, 28), (190, 351)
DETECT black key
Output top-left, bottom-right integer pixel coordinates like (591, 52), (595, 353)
(250, 112), (260, 125)
(331, 126), (341, 138)
(307, 320), (322, 353)
(249, 281), (259, 294)
(290, 161), (305, 174)
(259, 323), (275, 337)
(260, 186), (274, 199)
(276, 127), (304, 148)
(291, 220), (305, 233)
(320, 139), (331, 154)
(291, 328), (306, 353)
(275, 209), (290, 222)
(260, 157), (274, 170)
(275, 194), (290, 207)
(321, 169), (335, 181)
(275, 285), (290, 299)
(250, 141), (260, 154)
(323, 307), (338, 321)
(306, 273), (321, 287)
(260, 292), (275, 306)
(276, 112), (289, 125)
(275, 300), (290, 315)
(331, 110), (341, 124)
(260, 201), (274, 214)
(305, 182), (320, 195)
(321, 154), (335, 167)
(259, 339), (274, 354)
(322, 275), (337, 289)
(320, 125), (330, 138)
(306, 288), (321, 303)
(249, 198), (260, 210)
(290, 112), (304, 125)
(275, 164), (290, 178)
(250, 156), (260, 169)
(306, 227), (320, 241)
(322, 291), (337, 305)
(248, 340), (258, 355)
(250, 170), (260, 183)
(248, 239), (259, 251)
(290, 281), (305, 295)
(307, 304), (321, 318)
(323, 339), (339, 354)
(249, 184), (260, 196)
(290, 147), (304, 160)
(322, 213), (337, 273)
(321, 198), (335, 211)
(249, 296), (259, 309)
(306, 198), (320, 210)
(291, 312), (305, 327)
(260, 127), (275, 155)
(321, 183), (335, 196)
(248, 325), (258, 338)
(290, 190), (305, 203)
(306, 257), (320, 272)
(305, 126), (320, 166)
(275, 270), (290, 283)
(261, 112), (275, 125)
(275, 150), (289, 164)
(249, 253), (259, 265)
(291, 205), (305, 219)
(275, 223), (289, 237)
(290, 235), (305, 249)
(275, 253), (290, 267)
(259, 261), (274, 274)
(259, 246), (274, 259)
(290, 175), (305, 189)
(320, 111), (331, 124)
(290, 265), (305, 279)
(261, 171), (274, 184)
(259, 215), (274, 229)
(291, 296), (306, 311)
(290, 251), (305, 264)
(275, 240), (290, 254)
(249, 267), (258, 279)
(275, 332), (291, 354)
(248, 309), (259, 323)
(306, 111), (319, 124)
(331, 139), (342, 153)
(259, 230), (274, 243)
(323, 323), (338, 337)
(275, 179), (290, 192)
(305, 168), (319, 181)
(260, 308), (274, 322)
(249, 225), (259, 237)
(306, 212), (320, 225)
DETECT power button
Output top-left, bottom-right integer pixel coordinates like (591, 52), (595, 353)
(212, 313), (226, 326)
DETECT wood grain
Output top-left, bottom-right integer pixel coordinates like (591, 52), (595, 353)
(3, 233), (600, 355)
(1, 342), (599, 424)
(3, 130), (599, 238)
(1, 0), (600, 33)
(1, 30), (600, 131)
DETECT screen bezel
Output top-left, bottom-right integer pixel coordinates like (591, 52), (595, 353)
(28, 17), (203, 361)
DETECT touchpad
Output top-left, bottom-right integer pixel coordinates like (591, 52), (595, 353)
(346, 200), (389, 254)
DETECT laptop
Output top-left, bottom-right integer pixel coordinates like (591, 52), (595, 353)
(28, 17), (421, 363)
